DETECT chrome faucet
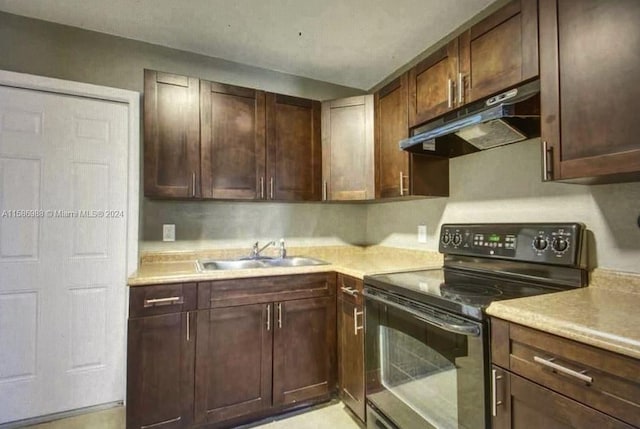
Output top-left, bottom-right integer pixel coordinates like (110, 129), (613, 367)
(250, 241), (275, 259)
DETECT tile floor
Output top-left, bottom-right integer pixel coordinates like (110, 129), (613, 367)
(20, 402), (362, 429)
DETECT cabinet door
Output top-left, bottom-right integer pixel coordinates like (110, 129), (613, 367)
(338, 297), (365, 421)
(273, 296), (336, 406)
(144, 70), (200, 198)
(200, 81), (266, 199)
(375, 74), (410, 198)
(321, 95), (374, 201)
(408, 39), (459, 127)
(492, 367), (635, 429)
(194, 304), (272, 425)
(540, 0), (640, 182)
(266, 93), (322, 201)
(127, 312), (195, 429)
(459, 0), (538, 104)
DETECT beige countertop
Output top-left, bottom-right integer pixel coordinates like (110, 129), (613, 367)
(128, 245), (443, 286)
(487, 269), (640, 360)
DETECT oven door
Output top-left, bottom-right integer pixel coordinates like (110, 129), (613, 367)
(364, 287), (487, 429)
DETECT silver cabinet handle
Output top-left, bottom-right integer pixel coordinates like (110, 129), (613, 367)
(399, 171), (404, 196)
(191, 172), (196, 197)
(266, 304), (271, 331)
(458, 73), (464, 105)
(277, 303), (282, 328)
(143, 296), (184, 307)
(447, 78), (453, 108)
(491, 368), (504, 417)
(269, 177), (274, 200)
(542, 141), (554, 181)
(341, 286), (358, 296)
(323, 181), (328, 201)
(260, 177), (265, 199)
(533, 356), (593, 384)
(186, 311), (191, 341)
(353, 307), (363, 336)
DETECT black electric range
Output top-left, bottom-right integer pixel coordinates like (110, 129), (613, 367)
(363, 223), (589, 429)
(365, 223), (589, 321)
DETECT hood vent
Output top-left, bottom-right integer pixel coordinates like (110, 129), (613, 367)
(400, 80), (540, 157)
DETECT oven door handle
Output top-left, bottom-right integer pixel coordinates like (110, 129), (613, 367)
(363, 290), (481, 337)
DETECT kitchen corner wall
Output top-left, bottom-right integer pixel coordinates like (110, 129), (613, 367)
(366, 139), (640, 274)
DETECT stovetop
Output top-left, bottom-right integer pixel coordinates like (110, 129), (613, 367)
(364, 268), (571, 321)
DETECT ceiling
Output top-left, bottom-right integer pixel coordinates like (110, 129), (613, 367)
(0, 0), (496, 90)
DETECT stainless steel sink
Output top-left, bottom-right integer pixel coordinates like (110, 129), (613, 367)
(264, 257), (329, 267)
(197, 256), (329, 271)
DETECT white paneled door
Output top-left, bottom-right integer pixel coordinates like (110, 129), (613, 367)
(0, 85), (129, 423)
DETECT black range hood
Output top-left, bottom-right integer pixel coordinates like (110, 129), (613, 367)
(401, 80), (540, 157)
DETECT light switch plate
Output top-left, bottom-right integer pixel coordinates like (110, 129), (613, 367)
(163, 224), (175, 242)
(418, 224), (427, 243)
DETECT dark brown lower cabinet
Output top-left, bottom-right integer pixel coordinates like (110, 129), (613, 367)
(273, 296), (336, 406)
(337, 274), (365, 422)
(127, 312), (195, 429)
(492, 368), (635, 429)
(194, 303), (273, 426)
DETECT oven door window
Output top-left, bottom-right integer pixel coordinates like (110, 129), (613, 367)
(365, 293), (486, 429)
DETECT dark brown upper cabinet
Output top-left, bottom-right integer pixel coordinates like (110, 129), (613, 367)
(321, 95), (375, 201)
(144, 69), (323, 201)
(144, 70), (201, 198)
(539, 0), (640, 183)
(408, 0), (539, 128)
(200, 81), (266, 199)
(375, 74), (410, 198)
(375, 74), (449, 199)
(408, 39), (460, 128)
(266, 93), (322, 201)
(458, 0), (538, 105)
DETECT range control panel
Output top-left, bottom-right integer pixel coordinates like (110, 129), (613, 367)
(439, 223), (586, 267)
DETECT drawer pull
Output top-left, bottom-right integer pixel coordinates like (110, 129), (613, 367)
(534, 356), (593, 384)
(341, 286), (358, 296)
(143, 296), (184, 307)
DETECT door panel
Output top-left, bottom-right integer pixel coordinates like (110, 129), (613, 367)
(200, 81), (266, 199)
(266, 94), (321, 201)
(195, 304), (272, 425)
(144, 70), (200, 198)
(321, 95), (374, 201)
(338, 297), (365, 421)
(459, 0), (539, 103)
(273, 296), (336, 406)
(375, 74), (409, 198)
(540, 0), (640, 181)
(0, 85), (128, 423)
(127, 313), (194, 429)
(408, 39), (458, 126)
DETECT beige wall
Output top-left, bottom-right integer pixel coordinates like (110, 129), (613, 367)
(366, 140), (640, 273)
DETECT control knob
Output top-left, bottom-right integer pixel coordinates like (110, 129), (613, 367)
(452, 233), (462, 246)
(533, 236), (548, 251)
(441, 232), (451, 245)
(552, 237), (569, 253)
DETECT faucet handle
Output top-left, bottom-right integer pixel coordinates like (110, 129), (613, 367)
(278, 238), (287, 259)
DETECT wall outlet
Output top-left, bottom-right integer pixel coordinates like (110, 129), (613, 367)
(418, 224), (427, 243)
(163, 224), (176, 242)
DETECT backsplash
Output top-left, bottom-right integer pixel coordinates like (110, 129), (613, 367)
(367, 139), (640, 274)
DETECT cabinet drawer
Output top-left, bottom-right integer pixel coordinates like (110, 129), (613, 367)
(129, 283), (197, 318)
(337, 274), (363, 306)
(492, 319), (640, 427)
(198, 273), (336, 309)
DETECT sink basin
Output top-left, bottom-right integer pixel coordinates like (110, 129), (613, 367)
(264, 257), (329, 267)
(197, 256), (329, 271)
